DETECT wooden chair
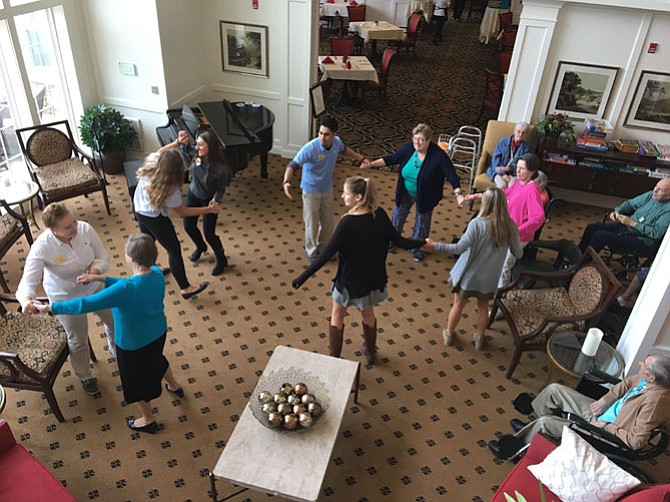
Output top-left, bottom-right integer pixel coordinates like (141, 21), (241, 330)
(0, 296), (98, 422)
(346, 5), (366, 22)
(15, 121), (111, 215)
(499, 29), (517, 53)
(360, 48), (396, 104)
(388, 11), (424, 56)
(498, 11), (513, 30)
(0, 200), (33, 293)
(329, 36), (355, 57)
(489, 247), (622, 378)
(498, 51), (512, 74)
(475, 68), (505, 123)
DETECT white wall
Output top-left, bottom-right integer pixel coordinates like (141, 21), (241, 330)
(502, 0), (670, 144)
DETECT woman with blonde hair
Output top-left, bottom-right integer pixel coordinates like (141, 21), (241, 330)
(423, 187), (523, 350)
(133, 148), (218, 299)
(293, 176), (425, 364)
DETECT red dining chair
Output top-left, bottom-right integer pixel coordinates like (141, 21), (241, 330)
(330, 37), (355, 57)
(499, 29), (517, 53)
(388, 12), (424, 56)
(476, 68), (504, 122)
(499, 11), (513, 30)
(360, 48), (396, 104)
(498, 51), (513, 74)
(346, 5), (366, 22)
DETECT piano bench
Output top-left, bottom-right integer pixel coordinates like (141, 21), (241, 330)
(124, 159), (144, 216)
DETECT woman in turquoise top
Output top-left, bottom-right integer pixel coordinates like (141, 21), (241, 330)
(37, 234), (183, 434)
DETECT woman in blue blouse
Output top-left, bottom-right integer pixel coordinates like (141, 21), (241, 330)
(36, 234), (183, 434)
(364, 123), (465, 261)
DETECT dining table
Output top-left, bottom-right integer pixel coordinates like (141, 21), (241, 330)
(348, 20), (404, 60)
(318, 55), (378, 106)
(405, 0), (434, 21)
(319, 1), (364, 18)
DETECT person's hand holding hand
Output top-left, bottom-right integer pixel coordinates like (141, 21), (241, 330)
(283, 183), (294, 201)
(76, 273), (103, 285)
(177, 130), (189, 145)
(422, 238), (436, 252)
(208, 201), (220, 213)
(456, 194), (466, 207)
(360, 159), (371, 169)
(22, 299), (43, 315)
(463, 193), (480, 203)
(589, 398), (607, 417)
(34, 303), (51, 314)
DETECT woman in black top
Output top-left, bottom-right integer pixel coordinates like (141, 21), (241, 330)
(293, 176), (424, 364)
(183, 130), (232, 275)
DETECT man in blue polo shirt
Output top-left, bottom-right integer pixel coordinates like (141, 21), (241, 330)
(282, 116), (367, 260)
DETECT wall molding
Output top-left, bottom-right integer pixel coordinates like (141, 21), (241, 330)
(211, 84), (281, 101)
(169, 85), (207, 108)
(101, 96), (165, 114)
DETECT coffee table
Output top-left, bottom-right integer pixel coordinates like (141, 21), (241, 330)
(0, 180), (39, 229)
(210, 345), (361, 502)
(547, 331), (625, 379)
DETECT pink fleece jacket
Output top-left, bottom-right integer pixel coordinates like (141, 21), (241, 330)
(504, 181), (545, 242)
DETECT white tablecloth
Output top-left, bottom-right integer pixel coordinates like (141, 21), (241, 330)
(318, 56), (379, 84)
(405, 1), (434, 21)
(348, 21), (405, 43)
(319, 1), (364, 17)
(478, 6), (511, 44)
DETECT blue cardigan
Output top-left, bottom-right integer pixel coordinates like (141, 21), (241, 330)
(383, 141), (460, 213)
(486, 135), (530, 181)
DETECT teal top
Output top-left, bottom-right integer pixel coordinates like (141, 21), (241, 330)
(598, 379), (646, 423)
(615, 191), (670, 243)
(51, 266), (167, 351)
(400, 150), (422, 198)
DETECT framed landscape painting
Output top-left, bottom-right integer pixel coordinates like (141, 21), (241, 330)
(220, 21), (268, 77)
(547, 62), (618, 120)
(625, 71), (670, 131)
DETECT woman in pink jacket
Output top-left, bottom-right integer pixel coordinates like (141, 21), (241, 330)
(465, 153), (545, 287)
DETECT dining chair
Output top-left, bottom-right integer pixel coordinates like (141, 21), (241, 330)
(475, 68), (505, 122)
(360, 48), (396, 104)
(0, 200), (33, 293)
(15, 120), (111, 215)
(346, 5), (366, 22)
(329, 36), (355, 57)
(498, 11), (513, 30)
(388, 12), (424, 56)
(499, 29), (517, 53)
(498, 51), (513, 74)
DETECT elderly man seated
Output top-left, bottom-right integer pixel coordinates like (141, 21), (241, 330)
(578, 178), (670, 257)
(488, 353), (670, 460)
(486, 121), (530, 189)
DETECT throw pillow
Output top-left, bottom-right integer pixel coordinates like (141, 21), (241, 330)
(527, 426), (641, 502)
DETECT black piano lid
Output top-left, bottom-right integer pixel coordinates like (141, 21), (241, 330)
(180, 105), (201, 140)
(197, 100), (275, 148)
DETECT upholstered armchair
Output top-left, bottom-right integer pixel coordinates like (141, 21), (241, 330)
(0, 296), (96, 422)
(15, 120), (111, 215)
(490, 246), (622, 379)
(0, 199), (33, 293)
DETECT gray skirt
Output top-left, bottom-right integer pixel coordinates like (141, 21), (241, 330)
(332, 285), (388, 310)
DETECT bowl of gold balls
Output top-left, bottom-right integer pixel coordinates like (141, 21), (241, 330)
(250, 368), (329, 432)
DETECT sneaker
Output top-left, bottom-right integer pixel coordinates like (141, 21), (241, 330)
(81, 378), (99, 395)
(412, 252), (424, 262)
(442, 328), (454, 346)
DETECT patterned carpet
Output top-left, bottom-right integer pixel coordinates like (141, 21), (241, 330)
(1, 18), (668, 502)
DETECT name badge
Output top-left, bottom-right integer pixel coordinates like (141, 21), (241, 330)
(55, 255), (67, 265)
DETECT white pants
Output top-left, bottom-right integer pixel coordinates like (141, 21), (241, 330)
(302, 189), (334, 259)
(498, 241), (528, 288)
(515, 383), (596, 443)
(55, 308), (115, 380)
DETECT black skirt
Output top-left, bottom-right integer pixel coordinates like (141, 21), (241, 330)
(116, 333), (169, 404)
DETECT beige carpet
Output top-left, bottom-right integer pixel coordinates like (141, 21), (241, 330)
(2, 152), (667, 502)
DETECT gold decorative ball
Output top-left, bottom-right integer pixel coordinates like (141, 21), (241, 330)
(267, 412), (283, 428)
(293, 404), (307, 415)
(294, 383), (308, 395)
(258, 391), (273, 403)
(262, 402), (277, 414)
(277, 403), (293, 415)
(298, 413), (314, 428)
(301, 393), (316, 405)
(307, 402), (323, 417)
(273, 393), (287, 404)
(283, 414), (298, 430)
(280, 383), (293, 395)
(287, 394), (301, 405)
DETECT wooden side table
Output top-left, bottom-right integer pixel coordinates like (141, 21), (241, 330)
(0, 180), (40, 229)
(547, 331), (625, 379)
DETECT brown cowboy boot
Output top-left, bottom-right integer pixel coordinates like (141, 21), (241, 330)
(328, 325), (344, 358)
(361, 321), (377, 365)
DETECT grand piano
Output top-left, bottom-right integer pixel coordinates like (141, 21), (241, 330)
(156, 100), (275, 179)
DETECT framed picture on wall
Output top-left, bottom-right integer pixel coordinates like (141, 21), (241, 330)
(310, 82), (326, 118)
(220, 21), (268, 77)
(547, 62), (618, 120)
(625, 71), (670, 132)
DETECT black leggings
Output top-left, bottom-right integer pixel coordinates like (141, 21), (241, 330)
(183, 190), (221, 253)
(135, 213), (190, 290)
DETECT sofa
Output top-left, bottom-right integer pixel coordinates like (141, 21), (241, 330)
(0, 419), (77, 501)
(491, 433), (670, 502)
(473, 120), (539, 192)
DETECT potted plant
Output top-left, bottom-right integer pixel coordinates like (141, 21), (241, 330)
(535, 113), (576, 148)
(79, 104), (138, 174)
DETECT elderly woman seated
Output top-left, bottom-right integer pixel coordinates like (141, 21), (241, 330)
(486, 121), (530, 189)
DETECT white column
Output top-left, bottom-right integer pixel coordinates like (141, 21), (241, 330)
(498, 0), (563, 122)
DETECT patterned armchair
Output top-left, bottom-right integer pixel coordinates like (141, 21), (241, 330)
(15, 120), (111, 215)
(490, 246), (622, 379)
(0, 296), (96, 422)
(0, 200), (33, 293)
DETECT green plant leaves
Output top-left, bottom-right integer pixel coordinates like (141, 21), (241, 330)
(79, 104), (137, 155)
